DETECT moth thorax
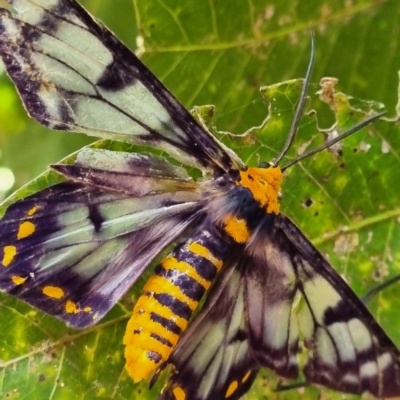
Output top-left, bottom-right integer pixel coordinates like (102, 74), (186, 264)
(239, 167), (282, 214)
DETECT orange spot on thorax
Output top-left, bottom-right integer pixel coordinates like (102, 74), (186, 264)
(239, 166), (282, 214)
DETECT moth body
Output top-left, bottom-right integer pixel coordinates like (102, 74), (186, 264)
(124, 166), (283, 381)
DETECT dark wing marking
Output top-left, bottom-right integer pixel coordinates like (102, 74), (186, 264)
(0, 180), (201, 328)
(159, 260), (258, 400)
(0, 0), (242, 173)
(246, 214), (400, 398)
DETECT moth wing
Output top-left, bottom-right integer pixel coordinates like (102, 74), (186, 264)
(246, 214), (400, 398)
(0, 0), (241, 173)
(0, 152), (201, 328)
(158, 259), (258, 400)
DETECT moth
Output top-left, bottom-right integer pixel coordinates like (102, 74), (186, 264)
(0, 0), (399, 399)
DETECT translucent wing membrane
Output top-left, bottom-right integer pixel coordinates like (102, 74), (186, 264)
(0, 0), (241, 173)
(0, 179), (201, 328)
(163, 215), (400, 399)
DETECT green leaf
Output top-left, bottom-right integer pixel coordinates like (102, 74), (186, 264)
(1, 0), (400, 399)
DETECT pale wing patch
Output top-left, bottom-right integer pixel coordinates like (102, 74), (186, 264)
(13, 0), (77, 25)
(301, 274), (341, 323)
(347, 318), (372, 352)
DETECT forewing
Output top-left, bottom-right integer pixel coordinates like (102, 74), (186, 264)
(0, 181), (200, 328)
(0, 0), (241, 173)
(159, 260), (258, 400)
(246, 214), (400, 398)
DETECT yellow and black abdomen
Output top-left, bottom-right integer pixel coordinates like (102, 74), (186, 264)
(124, 222), (231, 382)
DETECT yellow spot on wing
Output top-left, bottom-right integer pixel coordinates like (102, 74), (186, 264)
(65, 300), (79, 314)
(12, 275), (26, 285)
(188, 242), (223, 270)
(239, 167), (282, 214)
(2, 245), (17, 267)
(17, 221), (35, 239)
(226, 380), (238, 397)
(27, 206), (38, 216)
(43, 286), (64, 299)
(162, 255), (212, 290)
(223, 216), (250, 243)
(172, 386), (186, 400)
(242, 370), (252, 383)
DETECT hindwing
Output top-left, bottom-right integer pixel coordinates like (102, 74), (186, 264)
(161, 214), (400, 399)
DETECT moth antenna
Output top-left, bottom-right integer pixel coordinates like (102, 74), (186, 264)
(274, 380), (310, 392)
(281, 111), (386, 171)
(362, 273), (400, 304)
(272, 31), (315, 166)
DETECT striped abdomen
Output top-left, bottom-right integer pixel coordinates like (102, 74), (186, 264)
(123, 223), (230, 382)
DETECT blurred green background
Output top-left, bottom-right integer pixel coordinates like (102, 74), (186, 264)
(0, 0), (400, 399)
